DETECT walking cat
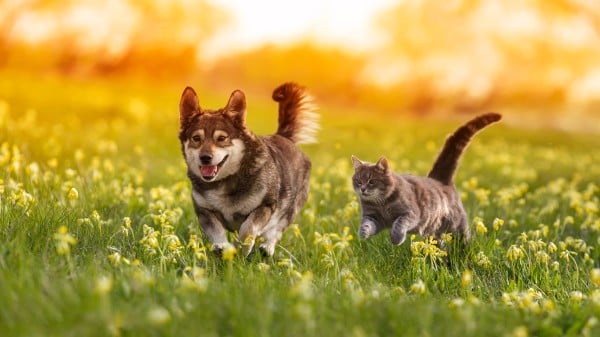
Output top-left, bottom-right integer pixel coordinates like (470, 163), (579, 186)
(351, 113), (501, 245)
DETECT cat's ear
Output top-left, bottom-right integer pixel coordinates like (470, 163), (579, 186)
(351, 155), (364, 171)
(375, 156), (389, 172)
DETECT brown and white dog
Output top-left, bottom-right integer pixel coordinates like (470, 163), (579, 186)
(179, 83), (318, 257)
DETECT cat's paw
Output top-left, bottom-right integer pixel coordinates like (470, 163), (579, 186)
(358, 220), (377, 239)
(390, 228), (407, 245)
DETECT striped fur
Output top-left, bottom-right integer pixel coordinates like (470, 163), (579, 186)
(272, 82), (319, 145)
(428, 113), (502, 185)
(352, 113), (502, 246)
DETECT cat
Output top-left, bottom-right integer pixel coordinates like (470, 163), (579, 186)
(351, 113), (501, 246)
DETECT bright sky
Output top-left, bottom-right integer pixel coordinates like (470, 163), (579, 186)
(203, 0), (397, 59)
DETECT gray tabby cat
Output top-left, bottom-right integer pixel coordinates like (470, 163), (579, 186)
(351, 113), (501, 245)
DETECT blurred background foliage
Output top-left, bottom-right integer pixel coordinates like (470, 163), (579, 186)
(1, 0), (599, 131)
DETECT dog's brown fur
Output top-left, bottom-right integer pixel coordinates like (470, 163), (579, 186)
(179, 83), (318, 257)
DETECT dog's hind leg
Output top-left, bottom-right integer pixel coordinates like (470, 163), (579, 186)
(258, 216), (289, 257)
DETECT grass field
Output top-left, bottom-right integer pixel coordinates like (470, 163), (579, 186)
(1, 72), (600, 337)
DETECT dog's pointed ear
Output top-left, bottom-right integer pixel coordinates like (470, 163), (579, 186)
(180, 87), (201, 129)
(351, 155), (364, 171)
(224, 89), (246, 124)
(375, 156), (389, 172)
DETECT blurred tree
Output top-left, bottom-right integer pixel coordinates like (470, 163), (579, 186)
(0, 0), (229, 75)
(373, 0), (600, 114)
(204, 43), (368, 107)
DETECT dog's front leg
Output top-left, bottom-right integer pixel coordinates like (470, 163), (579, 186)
(197, 210), (231, 257)
(238, 206), (273, 257)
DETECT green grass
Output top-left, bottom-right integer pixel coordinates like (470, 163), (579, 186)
(1, 72), (600, 337)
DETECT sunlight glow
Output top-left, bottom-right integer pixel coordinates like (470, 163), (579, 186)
(203, 0), (397, 59)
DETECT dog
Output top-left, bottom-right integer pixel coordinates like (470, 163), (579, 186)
(178, 83), (318, 257)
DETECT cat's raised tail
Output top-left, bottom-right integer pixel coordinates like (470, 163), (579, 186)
(427, 113), (502, 185)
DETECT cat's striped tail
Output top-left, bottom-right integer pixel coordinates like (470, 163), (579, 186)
(272, 82), (319, 145)
(428, 113), (502, 185)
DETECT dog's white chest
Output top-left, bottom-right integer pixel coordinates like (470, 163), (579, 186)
(192, 188), (266, 224)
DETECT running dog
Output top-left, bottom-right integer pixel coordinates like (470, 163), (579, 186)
(179, 83), (318, 257)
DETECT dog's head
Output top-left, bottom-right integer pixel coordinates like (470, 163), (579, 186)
(179, 87), (247, 182)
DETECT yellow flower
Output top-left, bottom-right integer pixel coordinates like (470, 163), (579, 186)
(591, 269), (600, 287)
(95, 275), (113, 295)
(461, 270), (473, 289)
(474, 218), (487, 235)
(290, 272), (314, 300)
(108, 252), (130, 266)
(221, 244), (237, 261)
(410, 279), (426, 294)
(492, 218), (505, 231)
(180, 267), (208, 292)
(147, 306), (171, 325)
(474, 188), (490, 206)
(506, 245), (524, 262)
(47, 158), (58, 169)
(290, 224), (302, 238)
(570, 291), (585, 302)
(474, 251), (492, 269)
(257, 263), (271, 272)
(511, 326), (528, 337)
(66, 187), (79, 202)
(449, 298), (465, 309)
(440, 232), (453, 244)
(53, 226), (77, 255)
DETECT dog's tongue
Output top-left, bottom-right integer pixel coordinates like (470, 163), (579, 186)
(200, 165), (218, 177)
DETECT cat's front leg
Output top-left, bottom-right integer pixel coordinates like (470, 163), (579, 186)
(358, 217), (381, 239)
(390, 216), (414, 245)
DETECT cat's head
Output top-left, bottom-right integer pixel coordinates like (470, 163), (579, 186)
(351, 155), (393, 199)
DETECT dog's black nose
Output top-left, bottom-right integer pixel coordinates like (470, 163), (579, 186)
(200, 154), (213, 164)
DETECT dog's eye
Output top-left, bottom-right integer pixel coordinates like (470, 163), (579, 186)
(191, 135), (201, 142)
(216, 135), (228, 142)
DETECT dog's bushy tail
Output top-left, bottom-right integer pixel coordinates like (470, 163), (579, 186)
(272, 82), (319, 144)
(428, 113), (502, 185)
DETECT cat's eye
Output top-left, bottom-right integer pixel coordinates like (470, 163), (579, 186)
(368, 180), (374, 186)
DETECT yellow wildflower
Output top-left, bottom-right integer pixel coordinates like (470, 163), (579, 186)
(492, 218), (505, 231)
(221, 244), (237, 261)
(410, 279), (426, 294)
(461, 270), (473, 289)
(147, 306), (170, 325)
(591, 269), (600, 287)
(66, 187), (79, 204)
(95, 275), (113, 295)
(570, 291), (585, 302)
(506, 245), (524, 262)
(53, 226), (77, 255)
(474, 219), (488, 235)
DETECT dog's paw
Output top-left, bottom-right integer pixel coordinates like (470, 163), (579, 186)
(211, 242), (235, 259)
(258, 243), (275, 257)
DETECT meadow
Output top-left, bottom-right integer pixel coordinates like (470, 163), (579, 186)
(1, 72), (600, 337)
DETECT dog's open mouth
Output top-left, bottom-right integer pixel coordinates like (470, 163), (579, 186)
(199, 155), (229, 181)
